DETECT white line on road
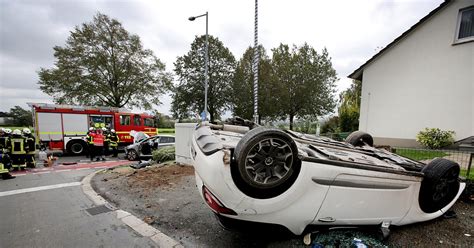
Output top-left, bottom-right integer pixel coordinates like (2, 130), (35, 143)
(35, 171), (51, 174)
(0, 182), (82, 197)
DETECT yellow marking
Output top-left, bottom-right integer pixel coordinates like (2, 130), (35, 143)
(39, 131), (87, 135)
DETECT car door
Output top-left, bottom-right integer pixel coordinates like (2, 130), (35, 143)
(313, 168), (421, 225)
(140, 137), (155, 156)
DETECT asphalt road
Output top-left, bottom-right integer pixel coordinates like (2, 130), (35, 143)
(0, 163), (156, 248)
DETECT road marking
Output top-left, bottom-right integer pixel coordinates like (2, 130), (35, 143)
(35, 171), (51, 174)
(57, 169), (72, 172)
(0, 182), (81, 197)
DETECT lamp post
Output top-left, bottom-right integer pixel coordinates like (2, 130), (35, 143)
(189, 12), (209, 121)
(253, 0), (259, 124)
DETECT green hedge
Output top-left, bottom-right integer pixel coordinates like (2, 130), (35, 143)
(152, 146), (175, 163)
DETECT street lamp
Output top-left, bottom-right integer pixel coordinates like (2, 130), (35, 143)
(188, 12), (209, 121)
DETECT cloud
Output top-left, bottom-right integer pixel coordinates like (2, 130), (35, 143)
(0, 0), (444, 115)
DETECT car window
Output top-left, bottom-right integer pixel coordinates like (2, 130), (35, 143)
(144, 118), (154, 127)
(160, 137), (174, 143)
(120, 115), (130, 125)
(133, 115), (141, 126)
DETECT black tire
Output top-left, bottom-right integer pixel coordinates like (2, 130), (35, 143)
(127, 150), (139, 161)
(419, 158), (460, 213)
(66, 140), (87, 155)
(233, 127), (300, 199)
(345, 131), (374, 147)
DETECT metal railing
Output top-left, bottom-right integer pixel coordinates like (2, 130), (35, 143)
(393, 147), (473, 179)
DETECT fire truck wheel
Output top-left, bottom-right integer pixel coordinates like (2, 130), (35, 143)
(67, 140), (87, 155)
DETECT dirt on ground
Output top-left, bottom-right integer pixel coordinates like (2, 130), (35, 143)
(92, 163), (474, 248)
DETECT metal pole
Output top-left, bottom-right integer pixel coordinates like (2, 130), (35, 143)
(253, 0), (259, 124)
(204, 12), (209, 121)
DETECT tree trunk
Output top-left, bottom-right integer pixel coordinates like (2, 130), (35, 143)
(289, 114), (294, 130)
(209, 110), (214, 123)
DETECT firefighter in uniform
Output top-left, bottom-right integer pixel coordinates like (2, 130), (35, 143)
(0, 128), (15, 179)
(0, 128), (9, 150)
(9, 129), (26, 170)
(107, 129), (120, 157)
(23, 128), (36, 168)
(102, 127), (109, 156)
(86, 127), (95, 161)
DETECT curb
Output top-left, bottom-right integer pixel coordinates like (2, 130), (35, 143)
(81, 170), (183, 248)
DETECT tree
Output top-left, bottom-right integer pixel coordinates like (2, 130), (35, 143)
(9, 106), (33, 127)
(38, 13), (172, 110)
(338, 80), (362, 132)
(271, 43), (337, 130)
(171, 35), (236, 122)
(230, 45), (277, 123)
(321, 116), (340, 134)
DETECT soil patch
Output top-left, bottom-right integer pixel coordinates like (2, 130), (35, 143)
(92, 164), (474, 247)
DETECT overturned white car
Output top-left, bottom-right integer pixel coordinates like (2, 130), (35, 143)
(191, 120), (465, 235)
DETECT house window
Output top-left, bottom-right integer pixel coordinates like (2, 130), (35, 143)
(456, 6), (474, 42)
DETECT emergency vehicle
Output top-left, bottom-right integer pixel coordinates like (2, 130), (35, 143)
(28, 103), (157, 155)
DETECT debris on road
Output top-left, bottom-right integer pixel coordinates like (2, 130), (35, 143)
(130, 160), (153, 169)
(306, 229), (386, 247)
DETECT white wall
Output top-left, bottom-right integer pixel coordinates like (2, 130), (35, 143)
(359, 0), (474, 144)
(175, 123), (197, 165)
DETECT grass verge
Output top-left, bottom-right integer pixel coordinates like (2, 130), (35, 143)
(395, 148), (448, 161)
(158, 128), (175, 134)
(460, 169), (474, 180)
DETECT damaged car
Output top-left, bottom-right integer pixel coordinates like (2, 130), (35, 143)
(125, 134), (175, 161)
(191, 120), (465, 236)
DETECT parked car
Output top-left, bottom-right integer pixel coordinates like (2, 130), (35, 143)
(125, 135), (175, 161)
(191, 122), (465, 236)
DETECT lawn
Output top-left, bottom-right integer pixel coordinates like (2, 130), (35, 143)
(395, 148), (448, 161)
(157, 128), (175, 134)
(460, 169), (474, 180)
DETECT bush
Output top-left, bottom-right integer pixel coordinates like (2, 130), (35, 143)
(416, 128), (455, 149)
(152, 146), (175, 162)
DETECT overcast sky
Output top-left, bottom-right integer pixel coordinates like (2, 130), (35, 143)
(0, 0), (443, 115)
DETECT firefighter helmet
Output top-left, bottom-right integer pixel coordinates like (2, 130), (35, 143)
(102, 127), (107, 132)
(89, 127), (94, 131)
(111, 129), (116, 133)
(4, 128), (12, 134)
(22, 128), (31, 134)
(12, 129), (22, 135)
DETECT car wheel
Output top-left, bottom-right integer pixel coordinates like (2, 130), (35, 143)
(233, 127), (300, 199)
(67, 140), (86, 155)
(345, 131), (374, 147)
(127, 150), (139, 161)
(419, 158), (460, 213)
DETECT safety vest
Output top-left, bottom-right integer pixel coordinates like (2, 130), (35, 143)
(108, 134), (119, 147)
(86, 132), (94, 145)
(92, 133), (104, 146)
(10, 136), (26, 155)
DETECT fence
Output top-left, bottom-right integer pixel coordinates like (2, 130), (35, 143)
(320, 132), (351, 141)
(393, 147), (473, 179)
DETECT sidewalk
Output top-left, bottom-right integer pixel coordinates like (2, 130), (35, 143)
(11, 160), (132, 176)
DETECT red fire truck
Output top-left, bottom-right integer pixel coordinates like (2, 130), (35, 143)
(28, 103), (157, 155)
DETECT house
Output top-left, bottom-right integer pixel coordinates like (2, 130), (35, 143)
(349, 0), (474, 147)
